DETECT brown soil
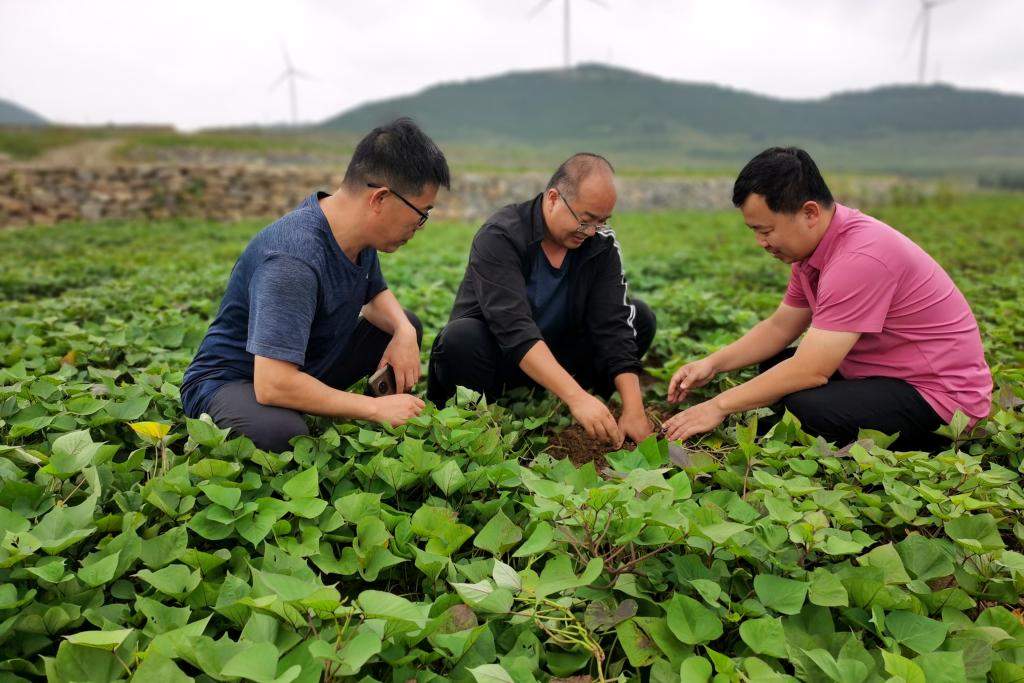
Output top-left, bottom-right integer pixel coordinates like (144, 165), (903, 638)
(544, 403), (675, 469)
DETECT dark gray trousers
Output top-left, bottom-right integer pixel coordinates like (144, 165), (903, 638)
(207, 310), (422, 452)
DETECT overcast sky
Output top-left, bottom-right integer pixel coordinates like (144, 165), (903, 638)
(1, 0), (1021, 130)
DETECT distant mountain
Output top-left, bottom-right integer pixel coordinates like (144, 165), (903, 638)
(319, 64), (1024, 174)
(0, 98), (46, 126)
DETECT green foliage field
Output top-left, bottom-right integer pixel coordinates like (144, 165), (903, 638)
(1, 195), (1023, 682)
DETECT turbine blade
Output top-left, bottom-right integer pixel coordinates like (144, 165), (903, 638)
(584, 0), (609, 7)
(903, 9), (924, 57)
(268, 71), (289, 92)
(527, 0), (554, 18)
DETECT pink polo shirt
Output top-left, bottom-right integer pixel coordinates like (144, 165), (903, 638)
(783, 203), (992, 424)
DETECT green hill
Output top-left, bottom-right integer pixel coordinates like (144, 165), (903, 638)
(320, 64), (1024, 175)
(0, 98), (46, 126)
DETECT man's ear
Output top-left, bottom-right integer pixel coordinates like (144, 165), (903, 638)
(802, 200), (822, 226)
(368, 187), (388, 214)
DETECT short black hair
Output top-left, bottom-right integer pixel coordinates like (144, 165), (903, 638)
(732, 147), (834, 214)
(546, 152), (615, 200)
(343, 117), (450, 195)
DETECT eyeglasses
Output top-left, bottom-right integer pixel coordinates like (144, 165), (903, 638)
(557, 191), (610, 236)
(367, 183), (430, 227)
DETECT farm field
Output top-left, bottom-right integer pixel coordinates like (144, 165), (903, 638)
(1, 195), (1024, 682)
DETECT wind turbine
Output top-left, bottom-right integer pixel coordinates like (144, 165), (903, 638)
(269, 44), (312, 126)
(527, 0), (608, 70)
(908, 0), (955, 84)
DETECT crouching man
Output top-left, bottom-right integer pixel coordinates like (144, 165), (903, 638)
(428, 153), (656, 446)
(181, 118), (450, 451)
(663, 147), (991, 451)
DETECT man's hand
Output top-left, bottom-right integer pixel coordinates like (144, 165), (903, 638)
(618, 407), (653, 444)
(662, 399), (727, 442)
(568, 393), (624, 447)
(379, 325), (421, 393)
(668, 357), (718, 403)
(370, 394), (425, 426)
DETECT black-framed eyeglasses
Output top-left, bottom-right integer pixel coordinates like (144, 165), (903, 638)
(557, 191), (610, 236)
(367, 183), (430, 227)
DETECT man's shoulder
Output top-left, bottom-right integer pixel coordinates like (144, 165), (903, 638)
(249, 208), (330, 269)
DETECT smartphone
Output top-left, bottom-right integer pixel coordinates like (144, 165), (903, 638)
(367, 364), (397, 397)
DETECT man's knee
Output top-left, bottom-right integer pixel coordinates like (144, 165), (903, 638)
(403, 309), (424, 348)
(245, 411), (310, 452)
(630, 297), (657, 358)
(428, 317), (496, 402)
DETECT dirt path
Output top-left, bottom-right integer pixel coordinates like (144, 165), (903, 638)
(31, 138), (123, 166)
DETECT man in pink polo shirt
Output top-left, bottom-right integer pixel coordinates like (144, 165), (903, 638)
(663, 147), (991, 451)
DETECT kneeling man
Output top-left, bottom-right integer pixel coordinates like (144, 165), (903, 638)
(428, 153), (656, 446)
(663, 147), (991, 451)
(181, 118), (449, 451)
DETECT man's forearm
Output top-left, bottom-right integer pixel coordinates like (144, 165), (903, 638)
(709, 318), (800, 373)
(713, 357), (830, 414)
(614, 372), (644, 414)
(519, 341), (587, 405)
(361, 289), (414, 336)
(257, 370), (378, 421)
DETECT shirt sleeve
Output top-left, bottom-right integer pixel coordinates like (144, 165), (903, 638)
(782, 264), (809, 308)
(812, 252), (896, 333)
(363, 250), (388, 304)
(246, 254), (319, 365)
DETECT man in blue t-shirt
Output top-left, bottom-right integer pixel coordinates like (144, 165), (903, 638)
(181, 118), (450, 451)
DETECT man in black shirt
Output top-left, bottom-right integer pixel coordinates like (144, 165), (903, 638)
(428, 154), (656, 446)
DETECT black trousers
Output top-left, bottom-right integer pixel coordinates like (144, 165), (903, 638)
(206, 310), (423, 452)
(759, 347), (947, 451)
(426, 298), (656, 404)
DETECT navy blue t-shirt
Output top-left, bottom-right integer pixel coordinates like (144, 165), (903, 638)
(180, 192), (387, 417)
(526, 248), (572, 341)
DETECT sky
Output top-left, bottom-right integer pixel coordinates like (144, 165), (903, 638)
(1, 0), (1021, 130)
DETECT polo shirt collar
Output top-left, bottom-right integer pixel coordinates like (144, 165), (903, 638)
(804, 203), (851, 272)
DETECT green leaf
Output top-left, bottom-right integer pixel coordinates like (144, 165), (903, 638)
(739, 616), (787, 658)
(282, 466), (319, 499)
(131, 653), (195, 683)
(140, 526), (189, 569)
(697, 521), (750, 545)
(665, 594), (723, 645)
(49, 430), (102, 476)
(357, 590), (428, 630)
(473, 509), (522, 555)
(64, 628), (133, 651)
(431, 459), (467, 495)
(78, 552), (120, 587)
(913, 651), (967, 683)
(753, 574), (808, 615)
(679, 656), (713, 682)
(468, 664), (515, 683)
(186, 416), (230, 447)
(28, 493), (98, 554)
(616, 618), (661, 667)
(137, 564), (201, 599)
(945, 514), (1005, 552)
(513, 522), (554, 557)
(198, 483), (241, 510)
(881, 650), (926, 683)
(886, 611), (949, 654)
(858, 543), (912, 585)
(808, 569), (849, 607)
(221, 642), (279, 682)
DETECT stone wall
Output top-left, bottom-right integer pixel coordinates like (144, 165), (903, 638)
(0, 163), (940, 228)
